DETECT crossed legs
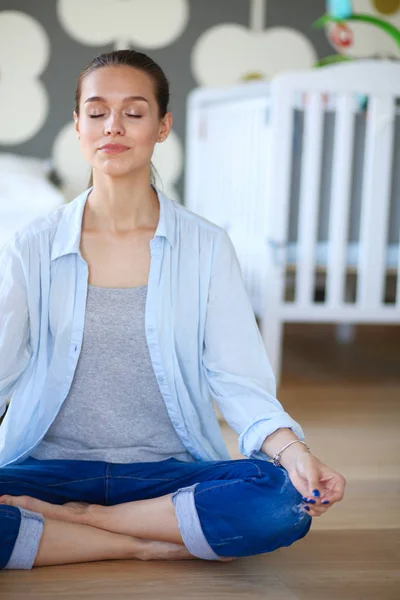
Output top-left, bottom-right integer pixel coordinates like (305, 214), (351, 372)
(0, 494), (233, 566)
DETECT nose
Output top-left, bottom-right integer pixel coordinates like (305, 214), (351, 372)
(104, 111), (125, 136)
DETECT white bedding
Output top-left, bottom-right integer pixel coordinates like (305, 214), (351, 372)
(0, 153), (65, 249)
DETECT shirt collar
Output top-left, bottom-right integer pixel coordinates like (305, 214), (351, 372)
(51, 185), (177, 261)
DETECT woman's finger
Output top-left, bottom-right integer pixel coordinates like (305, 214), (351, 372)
(320, 482), (346, 505)
(303, 501), (328, 513)
(306, 472), (322, 501)
(302, 495), (331, 508)
(303, 504), (329, 517)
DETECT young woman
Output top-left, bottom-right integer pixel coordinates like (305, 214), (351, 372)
(0, 50), (346, 570)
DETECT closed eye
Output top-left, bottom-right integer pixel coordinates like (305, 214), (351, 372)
(89, 114), (143, 119)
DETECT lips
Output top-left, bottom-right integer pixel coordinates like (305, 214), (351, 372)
(100, 143), (130, 154)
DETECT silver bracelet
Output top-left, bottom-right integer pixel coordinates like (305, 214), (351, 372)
(272, 440), (310, 467)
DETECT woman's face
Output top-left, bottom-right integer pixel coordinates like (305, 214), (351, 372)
(74, 65), (171, 180)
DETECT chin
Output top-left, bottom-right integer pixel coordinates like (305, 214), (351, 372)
(96, 164), (138, 179)
(91, 154), (151, 179)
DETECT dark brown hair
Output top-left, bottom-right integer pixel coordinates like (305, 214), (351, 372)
(75, 49), (170, 187)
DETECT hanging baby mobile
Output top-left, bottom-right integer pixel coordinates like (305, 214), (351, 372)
(313, 0), (400, 65)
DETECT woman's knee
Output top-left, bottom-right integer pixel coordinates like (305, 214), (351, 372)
(246, 466), (312, 553)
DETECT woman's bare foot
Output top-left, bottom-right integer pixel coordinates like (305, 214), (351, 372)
(137, 539), (236, 562)
(138, 540), (235, 562)
(0, 494), (91, 525)
(139, 539), (197, 561)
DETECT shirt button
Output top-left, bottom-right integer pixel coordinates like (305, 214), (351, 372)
(158, 376), (164, 383)
(147, 327), (155, 333)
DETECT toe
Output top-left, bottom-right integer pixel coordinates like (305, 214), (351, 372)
(0, 495), (40, 512)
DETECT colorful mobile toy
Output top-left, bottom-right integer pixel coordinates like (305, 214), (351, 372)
(313, 0), (400, 66)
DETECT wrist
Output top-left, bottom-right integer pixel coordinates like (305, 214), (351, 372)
(278, 442), (311, 470)
(261, 428), (311, 470)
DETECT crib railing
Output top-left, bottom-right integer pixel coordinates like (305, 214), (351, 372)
(266, 61), (400, 318)
(262, 60), (400, 380)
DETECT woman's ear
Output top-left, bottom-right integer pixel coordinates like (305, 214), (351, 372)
(158, 111), (173, 141)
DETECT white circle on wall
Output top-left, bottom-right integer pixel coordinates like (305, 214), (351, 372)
(0, 79), (48, 145)
(326, 0), (400, 57)
(0, 11), (49, 144)
(57, 0), (189, 49)
(52, 123), (91, 202)
(192, 24), (317, 87)
(152, 129), (183, 202)
(0, 11), (49, 75)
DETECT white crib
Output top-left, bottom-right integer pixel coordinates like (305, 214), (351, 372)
(185, 60), (400, 385)
(185, 81), (272, 319)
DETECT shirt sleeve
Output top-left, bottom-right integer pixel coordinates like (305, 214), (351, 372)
(0, 234), (32, 416)
(202, 230), (305, 459)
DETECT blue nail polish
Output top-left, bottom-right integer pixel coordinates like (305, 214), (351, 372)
(313, 489), (320, 497)
(304, 505), (310, 511)
(302, 496), (308, 502)
(322, 500), (330, 505)
(307, 499), (316, 504)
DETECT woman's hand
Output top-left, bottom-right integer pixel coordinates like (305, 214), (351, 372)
(286, 452), (346, 517)
(261, 429), (346, 517)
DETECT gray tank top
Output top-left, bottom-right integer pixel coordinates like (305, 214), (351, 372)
(31, 284), (195, 463)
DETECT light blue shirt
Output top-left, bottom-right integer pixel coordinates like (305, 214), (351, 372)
(0, 187), (304, 467)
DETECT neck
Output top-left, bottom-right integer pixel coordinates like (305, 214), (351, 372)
(84, 170), (159, 235)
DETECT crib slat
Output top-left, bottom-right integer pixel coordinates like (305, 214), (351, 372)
(357, 97), (396, 309)
(296, 93), (325, 306)
(326, 94), (356, 307)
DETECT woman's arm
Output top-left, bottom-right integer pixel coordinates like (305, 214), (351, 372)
(202, 230), (303, 459)
(0, 234), (32, 417)
(202, 231), (346, 511)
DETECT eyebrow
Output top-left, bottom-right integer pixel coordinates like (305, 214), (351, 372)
(84, 95), (149, 104)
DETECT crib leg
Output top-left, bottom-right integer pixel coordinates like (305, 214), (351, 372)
(335, 322), (356, 344)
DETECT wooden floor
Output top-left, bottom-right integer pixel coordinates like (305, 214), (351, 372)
(1, 324), (399, 599)
(1, 530), (399, 600)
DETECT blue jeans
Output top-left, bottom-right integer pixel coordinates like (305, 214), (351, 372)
(0, 456), (312, 568)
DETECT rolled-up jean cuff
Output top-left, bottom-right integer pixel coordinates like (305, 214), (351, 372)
(5, 508), (44, 570)
(171, 483), (220, 561)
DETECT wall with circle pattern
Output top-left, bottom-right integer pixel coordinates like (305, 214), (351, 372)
(0, 0), (398, 202)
